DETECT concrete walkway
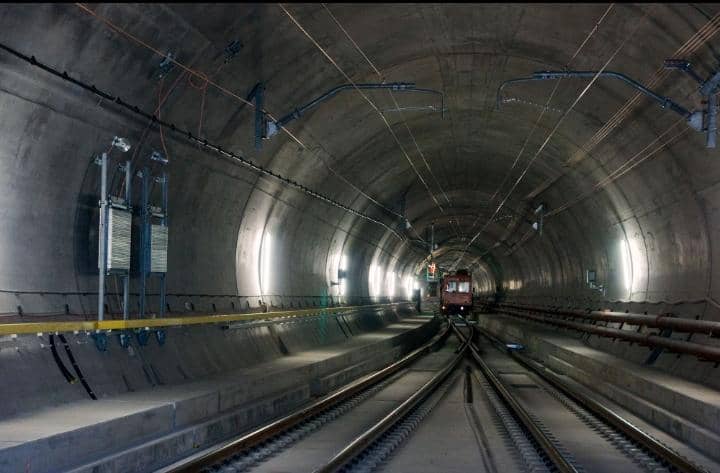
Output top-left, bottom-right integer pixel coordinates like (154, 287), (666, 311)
(0, 316), (438, 473)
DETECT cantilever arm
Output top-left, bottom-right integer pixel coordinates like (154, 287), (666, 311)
(496, 76), (542, 110)
(266, 82), (446, 138)
(531, 70), (692, 118)
(274, 82), (415, 129)
(496, 70), (693, 120)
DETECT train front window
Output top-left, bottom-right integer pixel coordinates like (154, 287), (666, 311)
(458, 281), (470, 293)
(446, 281), (457, 292)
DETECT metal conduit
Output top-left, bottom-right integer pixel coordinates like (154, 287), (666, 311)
(499, 302), (720, 335)
(496, 70), (698, 127)
(498, 307), (720, 362)
(274, 82), (416, 129)
(530, 71), (693, 118)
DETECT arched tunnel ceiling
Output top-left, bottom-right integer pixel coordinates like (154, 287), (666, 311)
(1, 3), (720, 312)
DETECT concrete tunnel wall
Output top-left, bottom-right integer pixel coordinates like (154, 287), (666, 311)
(0, 3), (720, 326)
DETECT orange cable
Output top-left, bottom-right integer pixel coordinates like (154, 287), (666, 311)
(73, 2), (307, 148)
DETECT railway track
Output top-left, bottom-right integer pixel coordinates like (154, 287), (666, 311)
(163, 316), (712, 473)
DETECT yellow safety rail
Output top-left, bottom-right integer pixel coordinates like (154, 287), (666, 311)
(0, 303), (402, 336)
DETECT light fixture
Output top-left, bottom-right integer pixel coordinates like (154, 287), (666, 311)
(620, 239), (632, 294)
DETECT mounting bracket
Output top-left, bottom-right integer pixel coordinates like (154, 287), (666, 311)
(135, 328), (150, 346)
(497, 66), (719, 148)
(664, 59), (720, 148)
(91, 331), (108, 352)
(246, 83), (266, 151)
(223, 40), (243, 64)
(154, 52), (176, 81)
(259, 83), (443, 149)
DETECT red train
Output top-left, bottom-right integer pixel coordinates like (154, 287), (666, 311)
(440, 269), (473, 315)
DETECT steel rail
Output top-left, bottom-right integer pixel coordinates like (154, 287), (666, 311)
(476, 325), (710, 473)
(450, 321), (580, 473)
(500, 302), (720, 336)
(498, 306), (720, 362)
(312, 325), (471, 473)
(0, 303), (404, 336)
(168, 320), (449, 473)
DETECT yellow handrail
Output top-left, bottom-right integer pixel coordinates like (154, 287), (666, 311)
(0, 303), (401, 336)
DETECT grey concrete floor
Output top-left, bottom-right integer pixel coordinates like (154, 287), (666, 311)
(248, 344), (461, 473)
(378, 365), (520, 473)
(477, 337), (648, 473)
(161, 323), (720, 473)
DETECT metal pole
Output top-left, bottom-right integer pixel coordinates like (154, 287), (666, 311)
(159, 275), (166, 318)
(160, 170), (168, 318)
(98, 152), (108, 322)
(123, 160), (132, 320)
(254, 83), (265, 150)
(430, 222), (434, 254)
(139, 166), (150, 318)
(707, 93), (717, 149)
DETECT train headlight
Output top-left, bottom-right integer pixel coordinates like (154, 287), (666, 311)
(460, 306), (464, 311)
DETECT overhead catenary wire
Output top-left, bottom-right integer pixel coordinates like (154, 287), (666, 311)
(454, 4), (620, 269)
(320, 4), (454, 210)
(72, 3), (406, 225)
(0, 41), (409, 243)
(279, 3), (446, 214)
(320, 3), (441, 242)
(498, 8), (719, 253)
(503, 121), (690, 257)
(534, 7), (720, 195)
(466, 29), (636, 248)
(494, 8), (720, 256)
(571, 10), (720, 163)
(471, 3), (616, 233)
(546, 121), (689, 217)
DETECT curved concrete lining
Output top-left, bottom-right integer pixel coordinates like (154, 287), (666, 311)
(2, 3), (720, 470)
(0, 306), (439, 472)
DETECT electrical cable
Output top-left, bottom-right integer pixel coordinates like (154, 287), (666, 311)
(456, 5), (645, 270)
(49, 334), (78, 384)
(58, 334), (97, 400)
(0, 41), (406, 242)
(321, 4), (453, 210)
(157, 78), (171, 161)
(73, 3), (412, 227)
(503, 123), (689, 257)
(546, 123), (689, 217)
(473, 3), (615, 234)
(279, 3), (445, 214)
(320, 3), (446, 242)
(490, 7), (720, 256)
(538, 8), (720, 194)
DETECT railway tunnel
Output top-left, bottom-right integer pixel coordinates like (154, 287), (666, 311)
(1, 3), (720, 472)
